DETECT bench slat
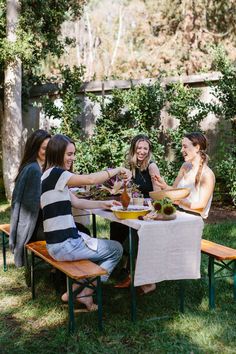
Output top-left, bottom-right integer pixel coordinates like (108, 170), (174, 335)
(0, 224), (10, 236)
(26, 241), (107, 280)
(201, 239), (236, 261)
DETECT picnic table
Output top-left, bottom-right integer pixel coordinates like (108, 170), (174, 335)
(90, 209), (204, 321)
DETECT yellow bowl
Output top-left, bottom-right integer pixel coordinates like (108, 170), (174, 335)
(149, 188), (190, 201)
(112, 206), (150, 220)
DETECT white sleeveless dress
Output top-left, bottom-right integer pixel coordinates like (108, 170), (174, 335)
(177, 174), (213, 219)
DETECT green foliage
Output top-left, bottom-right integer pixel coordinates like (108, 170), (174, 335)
(42, 65), (85, 138)
(215, 153), (236, 205)
(202, 47), (236, 204)
(0, 0), (85, 94)
(79, 81), (167, 174)
(167, 82), (203, 132)
(161, 82), (205, 183)
(41, 45), (236, 205)
(19, 0), (85, 68)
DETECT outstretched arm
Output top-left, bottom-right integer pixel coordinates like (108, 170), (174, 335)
(67, 167), (132, 187)
(70, 192), (121, 210)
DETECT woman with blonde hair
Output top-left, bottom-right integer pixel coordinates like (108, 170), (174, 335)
(125, 134), (161, 197)
(111, 134), (161, 293)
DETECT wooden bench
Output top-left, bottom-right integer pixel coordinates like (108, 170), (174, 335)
(0, 224), (10, 271)
(201, 239), (236, 309)
(25, 240), (108, 333)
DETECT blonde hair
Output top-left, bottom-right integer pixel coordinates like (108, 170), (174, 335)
(126, 134), (152, 177)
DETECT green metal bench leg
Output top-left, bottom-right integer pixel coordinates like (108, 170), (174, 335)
(179, 281), (185, 313)
(2, 231), (7, 272)
(96, 276), (103, 331)
(129, 227), (137, 322)
(31, 252), (36, 300)
(208, 256), (215, 309)
(67, 277), (75, 334)
(233, 260), (236, 301)
(92, 214), (97, 238)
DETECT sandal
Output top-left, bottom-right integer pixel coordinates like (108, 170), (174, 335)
(114, 275), (131, 288)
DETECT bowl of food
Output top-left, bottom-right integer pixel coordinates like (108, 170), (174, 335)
(111, 205), (150, 220)
(149, 188), (190, 201)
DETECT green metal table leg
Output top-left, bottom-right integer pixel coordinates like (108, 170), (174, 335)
(129, 227), (136, 322)
(233, 260), (236, 301)
(2, 231), (7, 272)
(208, 256), (215, 309)
(96, 276), (103, 331)
(31, 252), (35, 300)
(179, 281), (185, 313)
(92, 214), (97, 238)
(67, 277), (75, 334)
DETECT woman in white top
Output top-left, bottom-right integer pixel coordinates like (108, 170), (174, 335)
(154, 132), (215, 218)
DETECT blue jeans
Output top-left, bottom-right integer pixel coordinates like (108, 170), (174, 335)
(47, 237), (123, 282)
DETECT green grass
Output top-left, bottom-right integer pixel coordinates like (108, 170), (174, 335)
(1, 205), (236, 353)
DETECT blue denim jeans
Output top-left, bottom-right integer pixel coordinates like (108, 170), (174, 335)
(47, 237), (123, 282)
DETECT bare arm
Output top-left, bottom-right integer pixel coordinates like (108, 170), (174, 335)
(70, 192), (121, 210)
(148, 162), (161, 191)
(149, 162), (191, 190)
(172, 164), (188, 188)
(179, 169), (215, 211)
(67, 167), (131, 188)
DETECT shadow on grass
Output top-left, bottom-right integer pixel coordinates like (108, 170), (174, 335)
(1, 266), (236, 354)
(1, 220), (236, 354)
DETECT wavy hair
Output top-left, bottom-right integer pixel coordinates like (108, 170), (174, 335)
(126, 134), (152, 177)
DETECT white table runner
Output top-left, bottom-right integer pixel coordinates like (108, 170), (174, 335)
(90, 209), (204, 286)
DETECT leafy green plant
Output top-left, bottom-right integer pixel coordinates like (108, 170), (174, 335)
(75, 81), (168, 174)
(203, 47), (236, 204)
(40, 47), (236, 206)
(41, 65), (85, 138)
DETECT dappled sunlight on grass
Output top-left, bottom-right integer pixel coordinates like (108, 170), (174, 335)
(167, 311), (236, 353)
(0, 214), (236, 352)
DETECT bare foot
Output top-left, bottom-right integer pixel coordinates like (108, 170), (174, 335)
(140, 283), (156, 295)
(61, 283), (81, 302)
(76, 287), (98, 311)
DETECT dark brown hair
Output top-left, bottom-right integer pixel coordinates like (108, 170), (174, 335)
(185, 132), (208, 187)
(16, 129), (51, 181)
(44, 134), (75, 172)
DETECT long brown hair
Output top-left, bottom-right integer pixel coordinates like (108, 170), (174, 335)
(15, 129), (51, 181)
(185, 132), (208, 187)
(126, 134), (152, 176)
(44, 134), (75, 172)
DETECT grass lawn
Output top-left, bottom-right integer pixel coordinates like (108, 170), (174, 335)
(0, 203), (236, 353)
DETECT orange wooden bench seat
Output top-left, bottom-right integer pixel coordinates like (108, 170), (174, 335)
(0, 224), (10, 271)
(201, 239), (236, 309)
(26, 241), (107, 333)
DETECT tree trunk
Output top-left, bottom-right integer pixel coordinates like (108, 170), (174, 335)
(2, 0), (22, 200)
